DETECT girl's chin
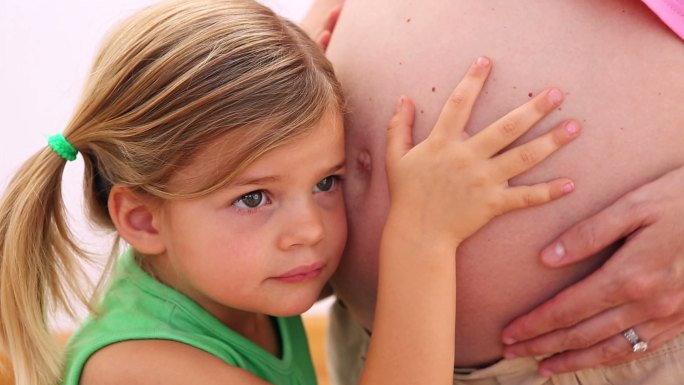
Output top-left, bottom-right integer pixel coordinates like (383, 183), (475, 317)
(266, 292), (324, 317)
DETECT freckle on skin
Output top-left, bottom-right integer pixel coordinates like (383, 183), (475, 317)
(432, 86), (436, 92)
(528, 92), (533, 98)
(406, 17), (411, 23)
(420, 110), (424, 114)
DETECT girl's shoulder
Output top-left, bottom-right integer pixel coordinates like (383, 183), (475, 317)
(79, 339), (269, 385)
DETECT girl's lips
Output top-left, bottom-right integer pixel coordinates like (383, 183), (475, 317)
(273, 262), (325, 283)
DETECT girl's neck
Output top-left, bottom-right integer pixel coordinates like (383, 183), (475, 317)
(136, 252), (282, 357)
(236, 313), (282, 358)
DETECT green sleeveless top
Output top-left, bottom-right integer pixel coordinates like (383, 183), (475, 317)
(62, 248), (317, 385)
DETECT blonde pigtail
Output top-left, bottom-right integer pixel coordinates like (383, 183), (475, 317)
(0, 147), (93, 385)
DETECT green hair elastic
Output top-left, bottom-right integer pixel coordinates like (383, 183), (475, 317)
(47, 133), (78, 161)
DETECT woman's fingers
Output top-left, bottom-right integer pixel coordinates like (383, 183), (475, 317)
(491, 120), (581, 182)
(534, 319), (684, 376)
(469, 88), (566, 157)
(602, 321), (684, 367)
(503, 302), (652, 359)
(431, 57), (492, 139)
(502, 300), (684, 375)
(315, 3), (343, 51)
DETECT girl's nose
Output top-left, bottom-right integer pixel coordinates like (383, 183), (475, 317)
(277, 201), (325, 250)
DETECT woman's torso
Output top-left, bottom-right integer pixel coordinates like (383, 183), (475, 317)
(326, 0), (684, 366)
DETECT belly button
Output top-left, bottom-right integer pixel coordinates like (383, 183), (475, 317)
(356, 150), (372, 173)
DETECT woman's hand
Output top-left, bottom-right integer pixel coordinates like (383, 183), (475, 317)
(384, 57), (581, 246)
(501, 165), (684, 376)
(300, 0), (344, 51)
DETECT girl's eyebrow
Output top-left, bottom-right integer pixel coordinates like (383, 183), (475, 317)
(234, 160), (346, 187)
(233, 175), (280, 187)
(327, 160), (346, 174)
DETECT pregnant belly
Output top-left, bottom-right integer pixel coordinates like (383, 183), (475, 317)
(327, 0), (684, 366)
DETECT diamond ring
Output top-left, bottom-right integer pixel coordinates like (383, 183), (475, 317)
(623, 327), (648, 353)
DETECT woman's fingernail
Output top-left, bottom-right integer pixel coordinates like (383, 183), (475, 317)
(566, 121), (579, 135)
(396, 96), (404, 113)
(542, 242), (566, 264)
(476, 56), (490, 67)
(503, 336), (517, 345)
(503, 351), (518, 359)
(548, 89), (563, 104)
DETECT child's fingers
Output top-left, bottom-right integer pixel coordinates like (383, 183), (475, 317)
(385, 96), (416, 166)
(469, 88), (566, 157)
(491, 120), (581, 181)
(501, 178), (575, 212)
(431, 57), (492, 139)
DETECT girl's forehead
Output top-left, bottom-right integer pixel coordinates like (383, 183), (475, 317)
(167, 133), (243, 188)
(168, 109), (345, 192)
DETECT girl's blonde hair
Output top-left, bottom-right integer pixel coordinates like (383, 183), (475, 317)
(0, 1), (343, 384)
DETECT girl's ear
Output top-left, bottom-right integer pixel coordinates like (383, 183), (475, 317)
(108, 186), (166, 255)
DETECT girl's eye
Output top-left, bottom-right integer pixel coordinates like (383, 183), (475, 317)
(234, 190), (268, 209)
(314, 176), (338, 192)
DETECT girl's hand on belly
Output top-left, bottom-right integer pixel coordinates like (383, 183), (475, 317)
(501, 165), (684, 376)
(385, 57), (581, 244)
(366, 56), (581, 385)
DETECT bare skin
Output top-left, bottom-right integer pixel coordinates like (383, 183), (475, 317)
(323, 0), (684, 368)
(82, 60), (579, 385)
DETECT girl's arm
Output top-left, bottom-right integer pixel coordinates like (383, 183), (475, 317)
(359, 57), (580, 385)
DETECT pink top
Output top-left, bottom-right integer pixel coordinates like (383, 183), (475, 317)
(643, 0), (684, 40)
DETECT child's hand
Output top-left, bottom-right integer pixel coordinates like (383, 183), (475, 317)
(385, 57), (580, 248)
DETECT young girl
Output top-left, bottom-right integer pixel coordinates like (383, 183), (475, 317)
(0, 0), (579, 384)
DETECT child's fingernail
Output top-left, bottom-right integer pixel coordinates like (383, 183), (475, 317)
(542, 242), (566, 264)
(396, 96), (404, 113)
(548, 89), (563, 104)
(540, 368), (554, 377)
(566, 121), (579, 135)
(562, 181), (575, 194)
(476, 56), (490, 67)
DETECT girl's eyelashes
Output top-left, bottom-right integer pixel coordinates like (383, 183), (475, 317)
(232, 175), (342, 212)
(313, 175), (342, 193)
(233, 190), (270, 210)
